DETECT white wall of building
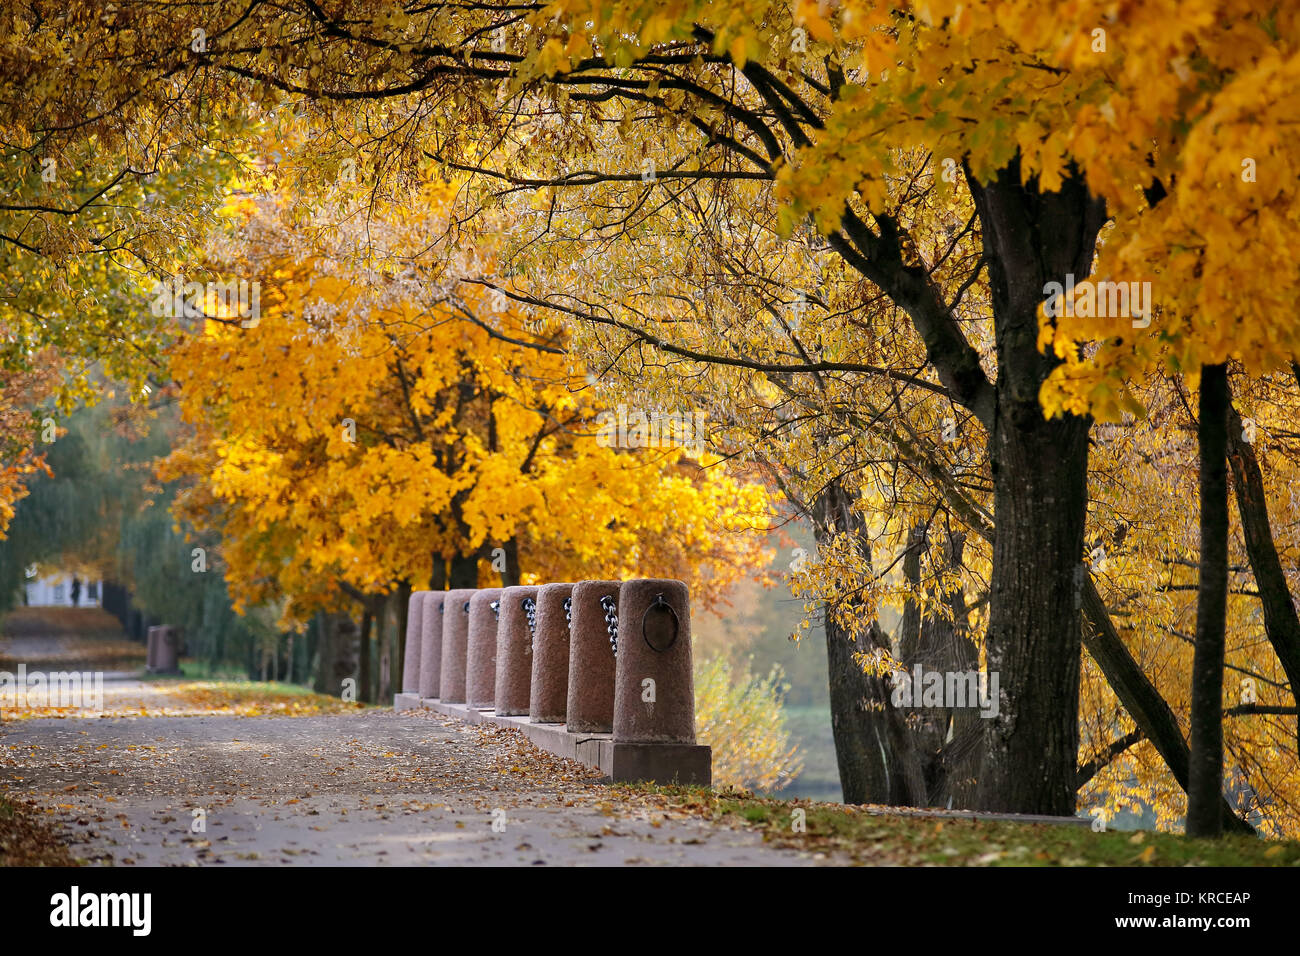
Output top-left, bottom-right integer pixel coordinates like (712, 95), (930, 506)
(22, 572), (102, 608)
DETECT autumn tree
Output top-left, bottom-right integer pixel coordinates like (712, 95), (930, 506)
(160, 185), (775, 694)
(2, 1), (1297, 828)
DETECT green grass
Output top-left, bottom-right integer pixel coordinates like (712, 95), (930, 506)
(136, 659), (255, 681)
(616, 784), (1300, 866)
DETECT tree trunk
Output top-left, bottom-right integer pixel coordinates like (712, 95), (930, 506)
(965, 161), (1103, 815)
(814, 479), (924, 805)
(313, 612), (359, 697)
(449, 552), (478, 589)
(1188, 363), (1230, 837)
(394, 580), (411, 695)
(1226, 399), (1300, 750)
(376, 594), (390, 702)
(975, 396), (1091, 813)
(500, 538), (521, 587)
(359, 607), (373, 705)
(312, 612), (328, 693)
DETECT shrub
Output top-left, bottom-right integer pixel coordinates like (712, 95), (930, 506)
(694, 655), (803, 792)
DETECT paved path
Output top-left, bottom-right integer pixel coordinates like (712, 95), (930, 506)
(1, 709), (842, 866)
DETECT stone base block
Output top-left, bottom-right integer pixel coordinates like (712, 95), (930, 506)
(604, 741), (712, 786)
(394, 692), (423, 712)
(398, 698), (711, 785)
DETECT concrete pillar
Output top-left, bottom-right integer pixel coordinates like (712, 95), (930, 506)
(494, 585), (539, 716)
(613, 579), (695, 743)
(401, 591), (426, 695)
(417, 591), (445, 699)
(566, 580), (620, 734)
(438, 588), (476, 703)
(529, 583), (574, 724)
(466, 588), (503, 709)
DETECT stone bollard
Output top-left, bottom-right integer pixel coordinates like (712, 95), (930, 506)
(401, 591), (427, 695)
(613, 579), (695, 743)
(417, 591), (446, 700)
(566, 580), (620, 734)
(466, 588), (504, 709)
(529, 583), (574, 724)
(438, 589), (476, 703)
(494, 585), (539, 716)
(147, 625), (181, 675)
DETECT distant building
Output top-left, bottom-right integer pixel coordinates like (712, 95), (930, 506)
(22, 570), (101, 608)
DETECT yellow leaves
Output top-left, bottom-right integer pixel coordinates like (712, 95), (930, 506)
(860, 31), (898, 77)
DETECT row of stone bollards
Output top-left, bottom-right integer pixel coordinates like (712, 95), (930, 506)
(394, 579), (711, 785)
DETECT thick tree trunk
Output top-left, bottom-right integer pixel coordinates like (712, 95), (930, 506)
(449, 552), (478, 589)
(376, 596), (390, 703)
(977, 408), (1091, 814)
(1189, 363), (1230, 837)
(312, 613), (328, 693)
(358, 608), (373, 704)
(313, 612), (360, 697)
(394, 580), (411, 695)
(500, 538), (521, 587)
(965, 161), (1104, 815)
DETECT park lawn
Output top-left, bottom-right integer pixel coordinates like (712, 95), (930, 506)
(617, 784), (1300, 867)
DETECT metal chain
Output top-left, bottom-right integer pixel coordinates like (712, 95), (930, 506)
(563, 596), (572, 630)
(522, 597), (537, 649)
(600, 594), (618, 657)
(490, 600), (500, 620)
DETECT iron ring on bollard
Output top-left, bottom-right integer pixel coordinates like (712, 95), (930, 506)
(641, 593), (679, 653)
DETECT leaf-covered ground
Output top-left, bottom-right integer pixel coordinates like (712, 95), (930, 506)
(0, 794), (78, 866)
(4, 617), (1297, 867)
(616, 786), (1300, 867)
(1, 711), (836, 866)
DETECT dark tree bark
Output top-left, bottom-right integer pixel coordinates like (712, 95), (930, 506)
(313, 612), (360, 697)
(814, 478), (923, 805)
(448, 552), (478, 589)
(966, 162), (1104, 815)
(1188, 363), (1230, 837)
(358, 606), (374, 704)
(499, 538), (521, 587)
(1226, 400), (1300, 750)
(394, 580), (411, 695)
